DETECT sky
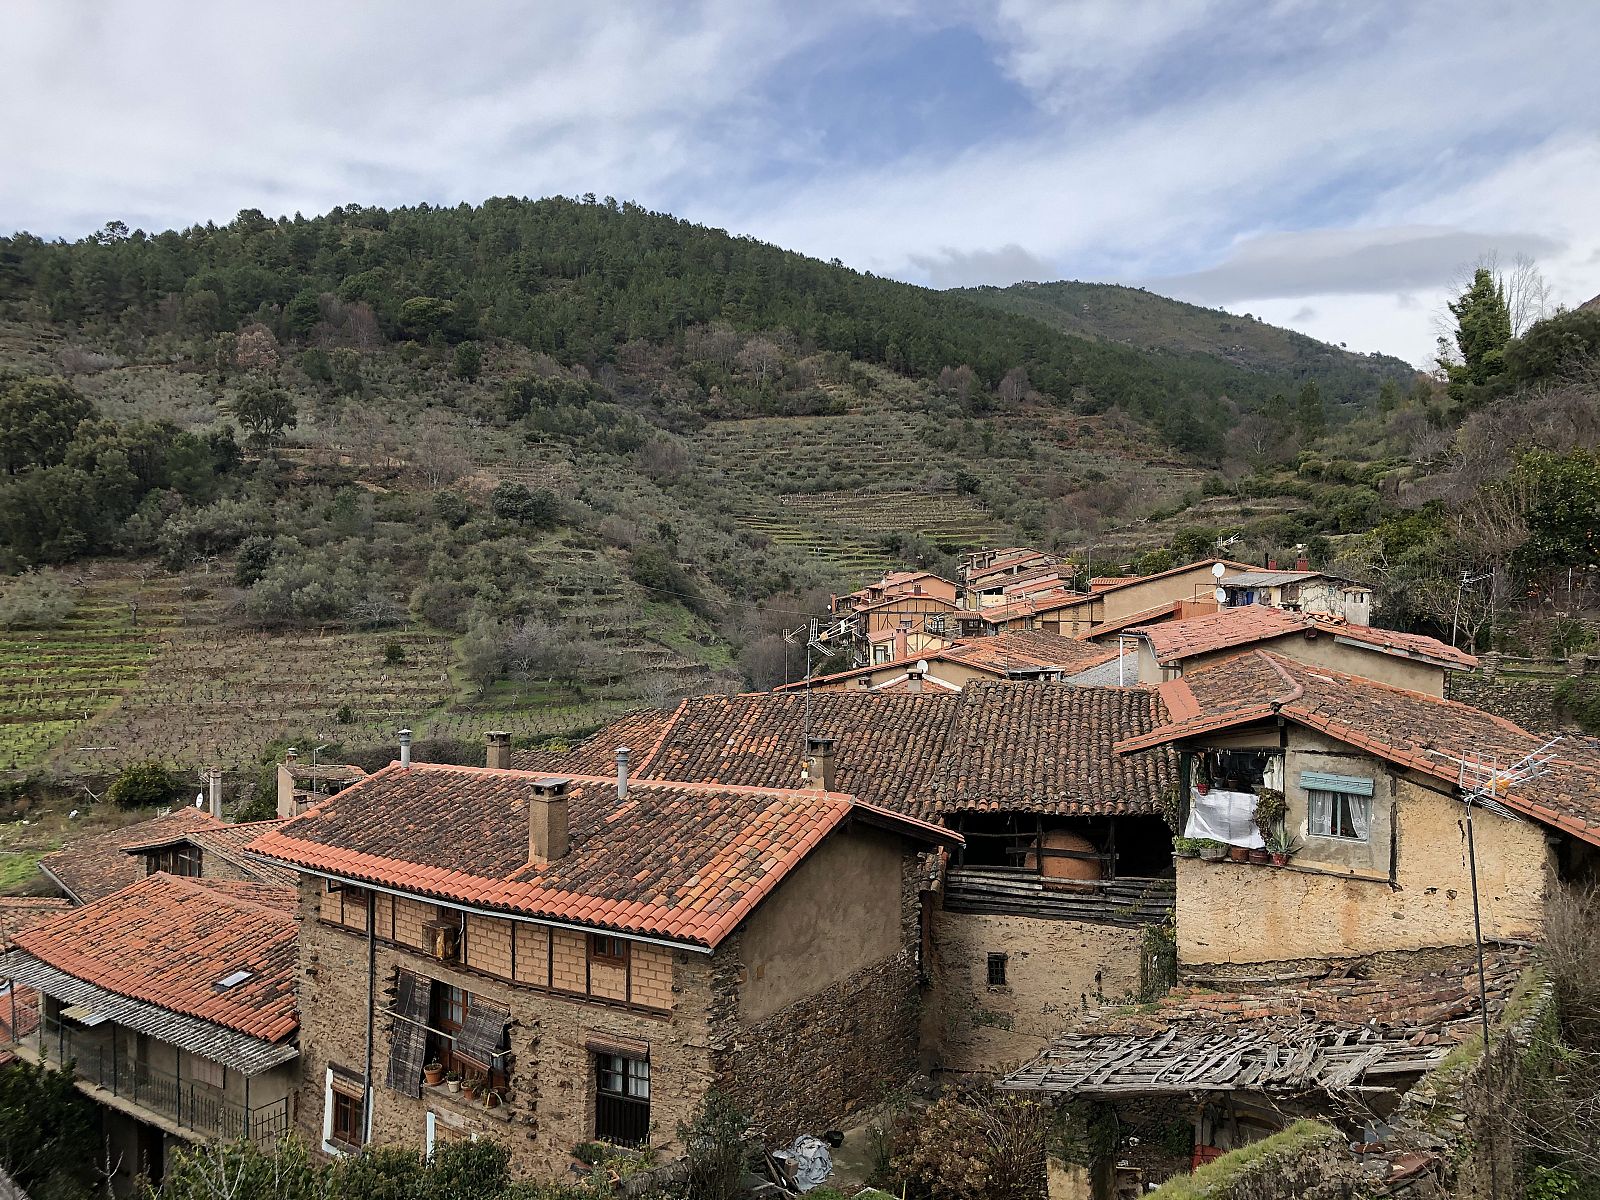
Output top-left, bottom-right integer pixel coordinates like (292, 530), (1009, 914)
(5, 0), (1598, 367)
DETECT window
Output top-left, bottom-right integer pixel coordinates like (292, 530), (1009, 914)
(332, 1091), (363, 1146)
(595, 1053), (650, 1146)
(426, 981), (509, 1087)
(987, 953), (1008, 987)
(324, 1068), (367, 1152)
(588, 934), (629, 968)
(1308, 790), (1371, 841)
(150, 845), (202, 877)
(927, 614), (945, 634)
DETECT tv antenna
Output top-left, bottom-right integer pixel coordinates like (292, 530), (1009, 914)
(1429, 734), (1562, 1200)
(783, 619), (838, 741)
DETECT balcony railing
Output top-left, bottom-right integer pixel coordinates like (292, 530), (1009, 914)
(943, 867), (1175, 925)
(33, 1016), (289, 1148)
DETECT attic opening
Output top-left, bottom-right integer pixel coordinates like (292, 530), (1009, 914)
(950, 814), (1173, 878)
(213, 969), (254, 990)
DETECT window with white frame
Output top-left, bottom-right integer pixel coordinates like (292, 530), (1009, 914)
(1307, 789), (1371, 841)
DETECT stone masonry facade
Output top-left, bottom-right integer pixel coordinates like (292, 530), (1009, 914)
(711, 849), (927, 1138)
(294, 840), (933, 1180)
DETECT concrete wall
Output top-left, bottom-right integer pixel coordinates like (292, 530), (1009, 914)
(1176, 740), (1553, 967)
(926, 907), (1145, 1075)
(737, 826), (904, 1023)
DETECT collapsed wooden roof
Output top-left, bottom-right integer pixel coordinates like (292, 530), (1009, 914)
(999, 946), (1528, 1100)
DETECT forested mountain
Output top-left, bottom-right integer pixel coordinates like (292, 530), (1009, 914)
(5, 196), (1592, 781)
(957, 280), (1418, 414)
(0, 199), (1399, 449)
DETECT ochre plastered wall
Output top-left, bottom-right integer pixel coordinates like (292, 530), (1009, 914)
(1176, 753), (1552, 967)
(736, 825), (904, 1023)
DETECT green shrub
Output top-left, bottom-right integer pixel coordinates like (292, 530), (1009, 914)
(680, 1091), (748, 1200)
(107, 761), (177, 809)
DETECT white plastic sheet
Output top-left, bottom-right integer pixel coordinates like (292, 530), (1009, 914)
(772, 1135), (834, 1192)
(1183, 787), (1265, 848)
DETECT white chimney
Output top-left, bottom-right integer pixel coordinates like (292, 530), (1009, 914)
(399, 728), (412, 769)
(208, 768), (223, 821)
(616, 747), (630, 799)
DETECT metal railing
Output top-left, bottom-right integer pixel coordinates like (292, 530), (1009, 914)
(35, 1016), (289, 1147)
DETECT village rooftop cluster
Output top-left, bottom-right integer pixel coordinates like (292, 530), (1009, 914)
(1, 549), (1594, 1194)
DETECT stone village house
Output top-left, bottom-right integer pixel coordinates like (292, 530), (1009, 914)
(995, 648), (1600, 1195)
(0, 874), (300, 1188)
(244, 758), (957, 1176)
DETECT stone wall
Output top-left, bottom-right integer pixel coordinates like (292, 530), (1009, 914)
(926, 908), (1146, 1076)
(293, 878), (717, 1180)
(714, 840), (928, 1139)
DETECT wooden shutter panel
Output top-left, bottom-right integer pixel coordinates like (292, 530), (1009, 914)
(454, 998), (510, 1067)
(385, 969), (430, 1097)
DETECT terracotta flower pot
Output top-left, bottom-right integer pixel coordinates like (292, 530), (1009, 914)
(1248, 848), (1269, 865)
(424, 1065), (445, 1086)
(1271, 853), (1288, 867)
(1228, 845), (1249, 863)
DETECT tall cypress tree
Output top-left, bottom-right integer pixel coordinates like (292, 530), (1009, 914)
(1443, 268), (1513, 403)
(1295, 380), (1325, 443)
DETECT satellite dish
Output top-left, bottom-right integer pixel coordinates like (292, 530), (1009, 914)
(195, 793), (205, 808)
(915, 659), (929, 674)
(1214, 588), (1228, 604)
(1212, 562), (1227, 579)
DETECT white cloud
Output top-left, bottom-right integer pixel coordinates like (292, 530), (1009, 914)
(2, 0), (1596, 364)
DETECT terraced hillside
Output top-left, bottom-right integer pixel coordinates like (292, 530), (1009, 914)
(0, 573), (158, 770)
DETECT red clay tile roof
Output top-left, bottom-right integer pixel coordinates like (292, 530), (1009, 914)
(634, 692), (961, 810)
(1089, 575), (1139, 591)
(39, 809), (221, 903)
(1118, 650), (1600, 845)
(1082, 597), (1220, 641)
(919, 682), (1177, 817)
(115, 817), (297, 888)
(771, 631), (1119, 693)
(1133, 606), (1476, 669)
(12, 874), (298, 1043)
(978, 588), (1091, 624)
(510, 707), (681, 775)
(247, 765), (956, 948)
(0, 898), (72, 950)
(942, 631), (1120, 675)
(967, 552), (1058, 584)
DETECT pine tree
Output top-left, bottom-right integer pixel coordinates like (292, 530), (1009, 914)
(1442, 268), (1512, 404)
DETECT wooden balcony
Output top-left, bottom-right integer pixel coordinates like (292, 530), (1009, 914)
(942, 867), (1175, 925)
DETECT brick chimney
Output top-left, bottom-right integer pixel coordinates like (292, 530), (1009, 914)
(893, 621), (910, 661)
(1267, 558), (1278, 571)
(529, 777), (570, 865)
(485, 730), (511, 770)
(1295, 556), (1310, 571)
(803, 736), (836, 792)
(276, 749), (298, 820)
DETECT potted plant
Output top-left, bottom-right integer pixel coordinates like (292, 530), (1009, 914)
(1252, 787), (1287, 838)
(423, 1060), (445, 1087)
(463, 1074), (483, 1101)
(1173, 837), (1200, 859)
(1265, 826), (1301, 867)
(445, 1070), (462, 1094)
(1193, 760), (1212, 796)
(1247, 846), (1270, 865)
(1196, 839), (1228, 862)
(484, 1086), (507, 1110)
(1227, 844), (1250, 863)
